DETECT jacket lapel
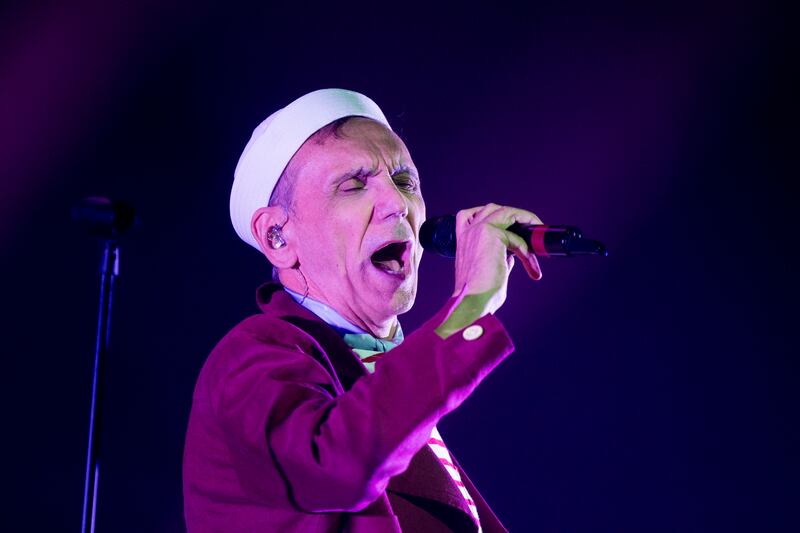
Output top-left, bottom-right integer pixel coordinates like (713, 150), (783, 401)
(451, 455), (508, 532)
(256, 283), (367, 392)
(388, 442), (479, 531)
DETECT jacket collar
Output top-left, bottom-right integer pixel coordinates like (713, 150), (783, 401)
(256, 282), (368, 392)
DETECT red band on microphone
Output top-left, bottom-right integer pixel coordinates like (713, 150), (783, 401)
(531, 226), (550, 257)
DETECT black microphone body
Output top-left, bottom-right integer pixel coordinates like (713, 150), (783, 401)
(420, 215), (608, 258)
(72, 197), (137, 240)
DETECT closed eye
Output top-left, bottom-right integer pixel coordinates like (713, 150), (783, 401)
(335, 166), (418, 193)
(392, 166), (419, 192)
(336, 167), (372, 192)
(392, 174), (417, 191)
(340, 177), (366, 191)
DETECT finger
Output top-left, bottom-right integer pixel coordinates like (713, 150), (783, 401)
(455, 203), (504, 232)
(455, 205), (490, 231)
(468, 202), (504, 225)
(524, 253), (543, 281)
(485, 206), (544, 229)
(502, 228), (543, 281)
(455, 206), (484, 224)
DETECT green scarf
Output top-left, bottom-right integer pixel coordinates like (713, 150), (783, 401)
(341, 332), (401, 374)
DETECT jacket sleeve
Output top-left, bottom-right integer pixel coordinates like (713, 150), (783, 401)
(209, 302), (514, 513)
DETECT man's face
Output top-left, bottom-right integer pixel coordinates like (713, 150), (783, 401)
(285, 118), (425, 331)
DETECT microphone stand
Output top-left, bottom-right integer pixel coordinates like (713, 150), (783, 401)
(82, 240), (119, 533)
(73, 197), (136, 533)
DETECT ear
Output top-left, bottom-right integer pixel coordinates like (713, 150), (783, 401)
(251, 206), (298, 269)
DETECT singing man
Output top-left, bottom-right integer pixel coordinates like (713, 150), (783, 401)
(183, 88), (543, 532)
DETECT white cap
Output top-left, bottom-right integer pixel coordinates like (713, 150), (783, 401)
(230, 88), (392, 250)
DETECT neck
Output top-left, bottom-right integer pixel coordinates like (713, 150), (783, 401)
(280, 270), (397, 339)
(352, 315), (397, 340)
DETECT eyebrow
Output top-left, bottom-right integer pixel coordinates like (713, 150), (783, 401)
(332, 166), (377, 185)
(333, 164), (418, 184)
(390, 164), (418, 178)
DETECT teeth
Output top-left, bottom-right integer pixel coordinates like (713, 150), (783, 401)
(374, 259), (402, 273)
(384, 260), (401, 272)
(375, 259), (400, 272)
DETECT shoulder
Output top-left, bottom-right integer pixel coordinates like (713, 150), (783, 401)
(227, 313), (313, 347)
(208, 312), (328, 367)
(195, 313), (335, 395)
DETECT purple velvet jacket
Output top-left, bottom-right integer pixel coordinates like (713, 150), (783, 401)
(183, 283), (515, 532)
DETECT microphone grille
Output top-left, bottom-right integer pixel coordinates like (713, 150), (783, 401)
(419, 215), (457, 258)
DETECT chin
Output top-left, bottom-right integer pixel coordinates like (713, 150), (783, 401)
(390, 285), (417, 316)
(361, 267), (418, 319)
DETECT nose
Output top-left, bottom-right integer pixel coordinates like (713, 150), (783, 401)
(373, 175), (409, 221)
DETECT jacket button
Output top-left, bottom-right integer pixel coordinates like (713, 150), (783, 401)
(462, 325), (484, 341)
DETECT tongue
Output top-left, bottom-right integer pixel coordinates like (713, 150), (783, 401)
(374, 259), (401, 273)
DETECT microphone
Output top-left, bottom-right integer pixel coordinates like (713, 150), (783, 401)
(72, 197), (137, 240)
(420, 215), (608, 258)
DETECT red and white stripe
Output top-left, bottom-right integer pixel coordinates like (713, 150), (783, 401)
(428, 426), (481, 530)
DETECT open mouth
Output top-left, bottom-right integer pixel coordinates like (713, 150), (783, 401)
(370, 241), (410, 277)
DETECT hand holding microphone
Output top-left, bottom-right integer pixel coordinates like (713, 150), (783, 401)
(433, 204), (546, 337)
(429, 204), (608, 338)
(450, 203), (544, 293)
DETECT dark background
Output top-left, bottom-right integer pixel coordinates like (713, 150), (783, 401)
(2, 1), (795, 531)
